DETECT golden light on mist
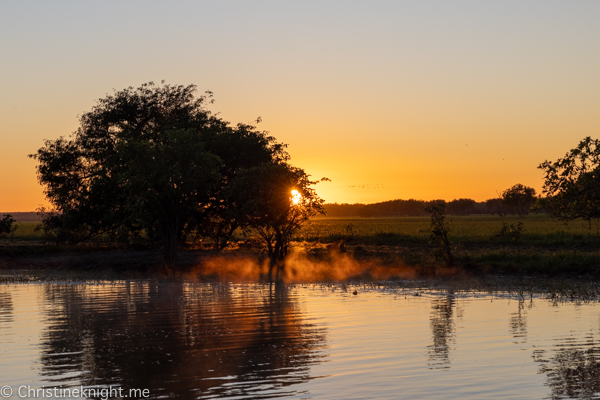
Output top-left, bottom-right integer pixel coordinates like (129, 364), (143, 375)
(291, 189), (302, 205)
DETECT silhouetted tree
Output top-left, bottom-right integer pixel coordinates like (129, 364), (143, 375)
(357, 199), (428, 217)
(425, 201), (454, 267)
(485, 198), (507, 216)
(446, 198), (476, 215)
(30, 82), (284, 267)
(233, 163), (326, 281)
(324, 199), (491, 217)
(538, 137), (600, 230)
(199, 121), (288, 250)
(323, 203), (365, 217)
(115, 128), (222, 265)
(501, 184), (537, 216)
(0, 214), (16, 239)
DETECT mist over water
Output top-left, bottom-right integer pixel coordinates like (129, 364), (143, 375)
(187, 249), (419, 283)
(1, 281), (600, 399)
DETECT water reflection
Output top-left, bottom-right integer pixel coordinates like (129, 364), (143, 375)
(39, 282), (328, 399)
(428, 295), (456, 369)
(7, 281), (600, 399)
(534, 333), (600, 400)
(0, 287), (13, 326)
(509, 299), (528, 344)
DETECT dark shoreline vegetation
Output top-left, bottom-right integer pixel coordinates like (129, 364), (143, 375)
(1, 215), (599, 281)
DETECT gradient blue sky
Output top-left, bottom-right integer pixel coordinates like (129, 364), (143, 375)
(1, 1), (599, 211)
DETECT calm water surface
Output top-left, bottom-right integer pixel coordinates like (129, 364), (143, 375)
(1, 281), (600, 399)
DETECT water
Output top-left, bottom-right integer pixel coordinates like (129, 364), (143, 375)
(1, 281), (600, 399)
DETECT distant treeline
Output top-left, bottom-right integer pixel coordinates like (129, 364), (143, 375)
(324, 198), (530, 217)
(5, 197), (530, 221)
(2, 212), (41, 222)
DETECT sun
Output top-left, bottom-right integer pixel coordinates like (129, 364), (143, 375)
(291, 189), (302, 205)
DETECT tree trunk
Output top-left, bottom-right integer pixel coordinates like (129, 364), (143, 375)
(442, 232), (454, 267)
(273, 231), (288, 282)
(163, 218), (180, 270)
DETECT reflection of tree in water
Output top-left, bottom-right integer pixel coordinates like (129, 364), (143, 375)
(0, 287), (13, 326)
(534, 334), (600, 400)
(428, 295), (456, 369)
(509, 299), (528, 344)
(39, 282), (328, 399)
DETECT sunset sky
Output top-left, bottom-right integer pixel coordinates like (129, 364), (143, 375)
(1, 1), (599, 212)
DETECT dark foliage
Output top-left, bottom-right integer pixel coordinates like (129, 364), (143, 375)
(425, 202), (454, 267)
(0, 214), (16, 239)
(501, 184), (537, 216)
(538, 137), (600, 228)
(485, 198), (507, 216)
(325, 198), (489, 217)
(493, 221), (524, 243)
(199, 120), (288, 250)
(233, 163), (326, 281)
(30, 82), (290, 267)
(446, 198), (477, 216)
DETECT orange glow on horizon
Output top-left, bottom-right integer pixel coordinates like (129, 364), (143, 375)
(1, 3), (599, 212)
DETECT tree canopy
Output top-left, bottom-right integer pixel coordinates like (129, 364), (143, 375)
(538, 137), (600, 224)
(446, 198), (477, 216)
(501, 184), (537, 217)
(232, 163), (326, 280)
(30, 82), (309, 269)
(0, 214), (16, 238)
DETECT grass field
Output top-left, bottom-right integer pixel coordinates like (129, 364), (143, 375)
(5, 215), (600, 245)
(3, 215), (600, 276)
(4, 222), (43, 241)
(295, 215), (600, 246)
(291, 215), (600, 275)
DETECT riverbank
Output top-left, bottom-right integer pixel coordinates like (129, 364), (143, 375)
(2, 215), (599, 279)
(1, 240), (599, 282)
